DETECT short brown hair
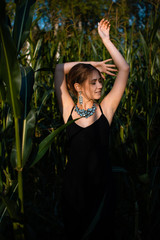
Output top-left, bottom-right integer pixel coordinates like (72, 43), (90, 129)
(67, 63), (101, 96)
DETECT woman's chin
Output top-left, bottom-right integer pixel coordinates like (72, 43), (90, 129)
(94, 94), (101, 100)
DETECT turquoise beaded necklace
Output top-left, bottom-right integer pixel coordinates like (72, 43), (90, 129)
(75, 103), (97, 118)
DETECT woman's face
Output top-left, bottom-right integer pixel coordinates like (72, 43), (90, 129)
(81, 70), (103, 101)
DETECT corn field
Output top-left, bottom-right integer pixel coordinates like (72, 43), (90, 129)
(0, 0), (160, 240)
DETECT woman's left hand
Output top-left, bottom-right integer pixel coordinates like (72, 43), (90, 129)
(98, 19), (111, 41)
(96, 59), (118, 77)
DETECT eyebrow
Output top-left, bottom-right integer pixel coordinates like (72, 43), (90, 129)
(90, 77), (103, 82)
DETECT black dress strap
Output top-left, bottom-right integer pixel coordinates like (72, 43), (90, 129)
(99, 104), (103, 114)
(70, 105), (75, 115)
(67, 105), (75, 122)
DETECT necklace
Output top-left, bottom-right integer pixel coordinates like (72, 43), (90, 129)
(75, 103), (97, 118)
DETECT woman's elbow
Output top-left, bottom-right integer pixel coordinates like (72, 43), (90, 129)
(119, 63), (130, 73)
(124, 63), (130, 72)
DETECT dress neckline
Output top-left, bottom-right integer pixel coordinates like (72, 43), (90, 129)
(68, 104), (110, 129)
(71, 113), (110, 129)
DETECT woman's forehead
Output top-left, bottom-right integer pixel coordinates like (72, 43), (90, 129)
(88, 70), (101, 78)
(81, 70), (101, 87)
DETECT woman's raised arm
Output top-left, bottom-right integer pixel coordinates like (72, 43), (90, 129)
(54, 62), (82, 123)
(98, 19), (130, 124)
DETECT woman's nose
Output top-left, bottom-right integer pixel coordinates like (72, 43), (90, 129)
(97, 81), (102, 88)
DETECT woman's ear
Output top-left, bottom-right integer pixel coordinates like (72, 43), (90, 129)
(74, 83), (82, 93)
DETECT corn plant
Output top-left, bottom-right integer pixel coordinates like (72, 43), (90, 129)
(0, 0), (36, 238)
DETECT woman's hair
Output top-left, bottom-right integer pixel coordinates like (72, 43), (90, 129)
(67, 63), (101, 96)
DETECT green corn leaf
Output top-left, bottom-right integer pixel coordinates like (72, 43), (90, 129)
(126, 45), (131, 63)
(22, 109), (36, 167)
(156, 29), (160, 41)
(130, 90), (139, 121)
(31, 38), (43, 69)
(0, 23), (22, 118)
(10, 109), (36, 168)
(30, 119), (80, 167)
(6, 109), (13, 130)
(33, 38), (43, 60)
(20, 66), (34, 118)
(0, 80), (6, 101)
(37, 88), (54, 116)
(88, 35), (98, 57)
(139, 31), (149, 65)
(151, 52), (157, 76)
(149, 102), (160, 128)
(12, 0), (36, 53)
(78, 32), (84, 60)
(34, 55), (43, 72)
(150, 14), (160, 44)
(10, 143), (17, 169)
(0, 182), (18, 222)
(0, 171), (3, 193)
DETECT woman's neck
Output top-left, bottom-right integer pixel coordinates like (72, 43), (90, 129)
(77, 99), (94, 110)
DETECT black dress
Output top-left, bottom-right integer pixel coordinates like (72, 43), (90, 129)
(62, 105), (115, 240)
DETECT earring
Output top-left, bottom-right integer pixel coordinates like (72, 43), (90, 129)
(79, 91), (83, 105)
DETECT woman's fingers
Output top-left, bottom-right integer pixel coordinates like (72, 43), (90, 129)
(106, 67), (118, 72)
(101, 73), (105, 79)
(98, 19), (107, 28)
(101, 59), (118, 72)
(103, 59), (116, 66)
(103, 59), (112, 63)
(99, 19), (110, 28)
(99, 18), (105, 25)
(106, 71), (117, 76)
(106, 64), (117, 68)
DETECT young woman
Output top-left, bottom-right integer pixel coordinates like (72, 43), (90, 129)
(54, 19), (129, 240)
